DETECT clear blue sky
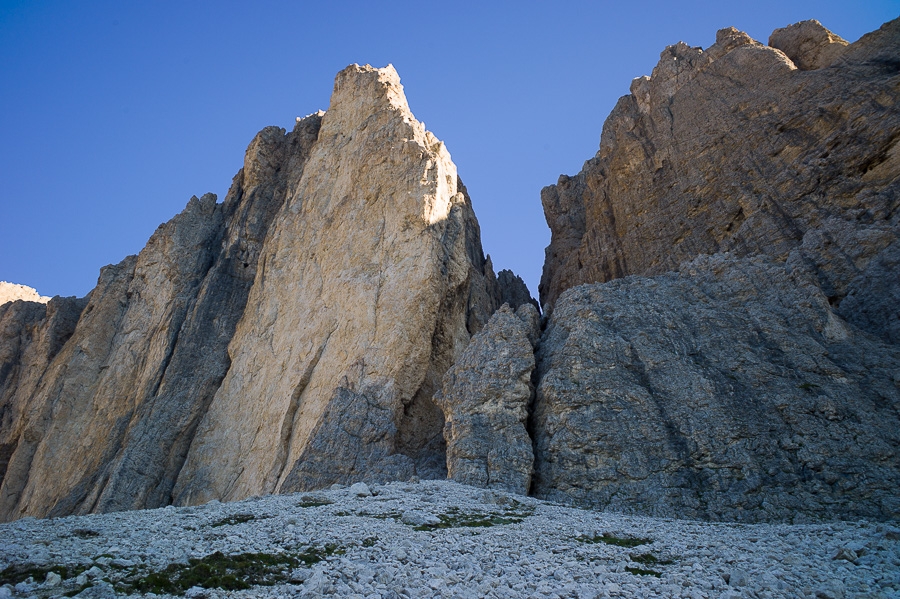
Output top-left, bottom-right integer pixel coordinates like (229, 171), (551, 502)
(1, 1), (897, 299)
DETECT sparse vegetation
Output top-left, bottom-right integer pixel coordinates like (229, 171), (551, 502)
(631, 552), (673, 565)
(71, 528), (101, 538)
(297, 497), (332, 508)
(116, 546), (344, 595)
(0, 563), (89, 587)
(575, 533), (652, 547)
(412, 502), (534, 531)
(209, 513), (267, 528)
(625, 565), (662, 577)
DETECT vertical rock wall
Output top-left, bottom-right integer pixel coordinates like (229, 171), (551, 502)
(533, 18), (900, 521)
(173, 65), (499, 505)
(0, 113), (323, 520)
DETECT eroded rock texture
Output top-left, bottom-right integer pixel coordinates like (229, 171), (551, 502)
(534, 254), (900, 522)
(539, 18), (900, 336)
(172, 65), (500, 505)
(0, 63), (508, 520)
(435, 304), (540, 495)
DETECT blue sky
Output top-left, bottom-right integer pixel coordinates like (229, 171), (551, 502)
(1, 1), (897, 299)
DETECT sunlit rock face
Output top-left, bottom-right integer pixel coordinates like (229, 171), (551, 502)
(0, 64), (502, 520)
(174, 65), (500, 505)
(539, 18), (900, 344)
(0, 282), (50, 306)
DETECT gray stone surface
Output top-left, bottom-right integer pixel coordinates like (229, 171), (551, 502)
(533, 253), (900, 522)
(435, 304), (540, 495)
(1, 480), (897, 599)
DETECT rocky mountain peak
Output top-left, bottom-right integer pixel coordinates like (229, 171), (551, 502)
(769, 19), (849, 70)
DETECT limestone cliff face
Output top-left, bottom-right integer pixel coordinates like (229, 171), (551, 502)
(539, 18), (900, 341)
(173, 65), (499, 505)
(0, 296), (85, 491)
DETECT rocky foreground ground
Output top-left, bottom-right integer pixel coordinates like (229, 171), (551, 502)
(0, 481), (897, 599)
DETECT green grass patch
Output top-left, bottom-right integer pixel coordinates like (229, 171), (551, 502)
(631, 553), (673, 566)
(0, 563), (89, 586)
(297, 500), (332, 508)
(625, 565), (661, 577)
(119, 546), (342, 595)
(337, 510), (401, 520)
(575, 533), (652, 548)
(361, 537), (378, 547)
(71, 528), (101, 538)
(412, 502), (533, 531)
(209, 513), (269, 528)
(798, 382), (819, 391)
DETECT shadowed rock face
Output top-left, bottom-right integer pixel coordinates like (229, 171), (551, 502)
(534, 255), (900, 522)
(0, 296), (85, 490)
(539, 18), (900, 343)
(435, 303), (540, 495)
(0, 64), (505, 520)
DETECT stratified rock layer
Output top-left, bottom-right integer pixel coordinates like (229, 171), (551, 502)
(534, 254), (900, 522)
(173, 65), (499, 505)
(435, 304), (539, 495)
(539, 18), (900, 341)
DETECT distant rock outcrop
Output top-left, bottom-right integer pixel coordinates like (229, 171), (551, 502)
(0, 282), (50, 306)
(0, 65), (509, 520)
(539, 18), (900, 339)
